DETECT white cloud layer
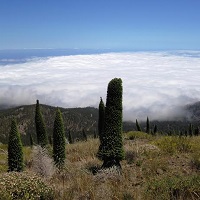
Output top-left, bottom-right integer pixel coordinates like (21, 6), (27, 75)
(1, 51), (200, 121)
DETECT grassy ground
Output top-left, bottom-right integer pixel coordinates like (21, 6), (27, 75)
(0, 132), (200, 199)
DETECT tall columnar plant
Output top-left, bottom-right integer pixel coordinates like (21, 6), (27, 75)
(35, 100), (48, 147)
(153, 124), (157, 135)
(146, 117), (150, 134)
(98, 97), (105, 144)
(53, 108), (66, 168)
(136, 119), (142, 131)
(97, 78), (124, 168)
(8, 118), (24, 172)
(189, 123), (193, 137)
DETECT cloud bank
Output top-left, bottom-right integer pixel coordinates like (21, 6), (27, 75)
(1, 51), (200, 121)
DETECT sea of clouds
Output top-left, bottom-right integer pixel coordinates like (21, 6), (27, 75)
(0, 51), (200, 121)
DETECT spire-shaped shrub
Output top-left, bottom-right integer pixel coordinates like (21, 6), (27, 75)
(146, 117), (150, 134)
(98, 97), (105, 144)
(53, 108), (66, 168)
(8, 118), (24, 172)
(35, 100), (48, 147)
(136, 119), (142, 131)
(97, 78), (124, 168)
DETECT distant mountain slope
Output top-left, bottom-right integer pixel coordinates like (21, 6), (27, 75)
(1, 101), (200, 145)
(0, 104), (98, 145)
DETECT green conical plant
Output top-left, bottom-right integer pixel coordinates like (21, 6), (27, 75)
(35, 100), (48, 147)
(97, 78), (124, 168)
(136, 119), (142, 131)
(153, 124), (157, 135)
(194, 127), (199, 136)
(189, 123), (193, 137)
(53, 108), (66, 168)
(98, 97), (105, 144)
(146, 117), (150, 134)
(8, 118), (24, 172)
(68, 130), (73, 144)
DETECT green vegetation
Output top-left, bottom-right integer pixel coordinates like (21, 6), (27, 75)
(136, 119), (142, 131)
(97, 78), (124, 168)
(8, 119), (24, 172)
(145, 175), (200, 200)
(146, 116), (150, 134)
(53, 108), (66, 168)
(35, 100), (48, 147)
(98, 97), (105, 145)
(0, 172), (54, 200)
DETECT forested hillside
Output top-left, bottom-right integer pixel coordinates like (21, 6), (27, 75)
(0, 104), (98, 145)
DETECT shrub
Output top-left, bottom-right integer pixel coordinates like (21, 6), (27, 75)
(53, 108), (66, 168)
(144, 175), (200, 200)
(8, 119), (24, 172)
(153, 136), (191, 155)
(0, 172), (54, 200)
(126, 131), (152, 140)
(35, 100), (48, 147)
(31, 146), (55, 178)
(97, 78), (124, 168)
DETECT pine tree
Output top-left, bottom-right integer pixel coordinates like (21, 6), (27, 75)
(35, 100), (48, 147)
(8, 119), (24, 172)
(136, 119), (142, 131)
(97, 78), (124, 168)
(53, 108), (66, 168)
(146, 117), (150, 134)
(98, 97), (105, 144)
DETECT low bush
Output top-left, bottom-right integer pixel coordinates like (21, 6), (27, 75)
(153, 136), (191, 155)
(0, 171), (54, 200)
(126, 131), (152, 140)
(144, 175), (200, 200)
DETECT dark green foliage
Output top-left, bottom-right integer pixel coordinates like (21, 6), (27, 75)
(146, 117), (150, 134)
(98, 97), (105, 144)
(53, 108), (66, 168)
(194, 127), (199, 136)
(35, 100), (48, 147)
(153, 124), (157, 135)
(82, 129), (87, 141)
(136, 119), (142, 131)
(68, 130), (73, 144)
(189, 123), (193, 137)
(8, 119), (24, 172)
(97, 78), (124, 168)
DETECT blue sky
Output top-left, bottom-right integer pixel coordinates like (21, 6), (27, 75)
(0, 0), (200, 50)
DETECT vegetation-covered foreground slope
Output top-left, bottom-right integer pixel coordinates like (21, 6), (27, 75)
(0, 132), (200, 199)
